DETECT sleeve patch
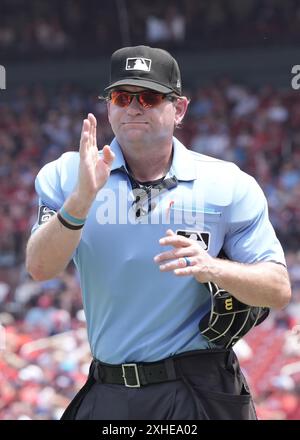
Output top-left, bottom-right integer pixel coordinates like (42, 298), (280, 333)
(38, 205), (56, 225)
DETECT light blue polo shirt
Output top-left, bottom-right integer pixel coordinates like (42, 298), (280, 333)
(32, 137), (285, 363)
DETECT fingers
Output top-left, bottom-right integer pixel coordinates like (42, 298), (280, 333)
(159, 231), (191, 248)
(88, 113), (97, 146)
(155, 229), (211, 279)
(80, 114), (97, 158)
(158, 256), (196, 272)
(79, 113), (115, 177)
(80, 117), (89, 137)
(174, 265), (201, 276)
(80, 114), (96, 142)
(88, 113), (97, 126)
(165, 229), (175, 237)
(80, 118), (90, 139)
(154, 247), (194, 264)
(157, 255), (210, 282)
(79, 118), (90, 157)
(102, 145), (115, 167)
(155, 229), (196, 271)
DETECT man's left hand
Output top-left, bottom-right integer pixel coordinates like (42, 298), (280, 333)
(154, 229), (219, 283)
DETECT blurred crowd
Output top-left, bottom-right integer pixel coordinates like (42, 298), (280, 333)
(1, 0), (300, 60)
(0, 78), (300, 419)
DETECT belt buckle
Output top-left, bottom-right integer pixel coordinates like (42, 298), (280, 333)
(122, 363), (141, 387)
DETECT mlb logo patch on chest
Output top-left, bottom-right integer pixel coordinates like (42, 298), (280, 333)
(176, 229), (210, 251)
(126, 58), (152, 71)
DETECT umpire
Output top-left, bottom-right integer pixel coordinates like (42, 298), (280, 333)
(26, 45), (291, 420)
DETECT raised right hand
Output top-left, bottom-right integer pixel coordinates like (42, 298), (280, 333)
(76, 112), (115, 205)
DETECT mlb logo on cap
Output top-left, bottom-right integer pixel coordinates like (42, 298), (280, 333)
(126, 58), (151, 72)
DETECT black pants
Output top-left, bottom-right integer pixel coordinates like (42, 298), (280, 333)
(61, 349), (257, 420)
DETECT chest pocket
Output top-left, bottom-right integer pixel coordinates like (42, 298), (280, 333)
(170, 208), (223, 255)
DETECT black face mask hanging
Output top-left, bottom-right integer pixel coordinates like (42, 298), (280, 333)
(118, 166), (178, 218)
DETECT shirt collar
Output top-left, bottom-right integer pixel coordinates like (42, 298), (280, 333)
(169, 137), (197, 181)
(108, 136), (197, 181)
(109, 138), (127, 171)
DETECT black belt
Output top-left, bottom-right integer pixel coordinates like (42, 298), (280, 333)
(92, 349), (233, 388)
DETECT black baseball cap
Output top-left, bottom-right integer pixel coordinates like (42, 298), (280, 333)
(104, 45), (182, 95)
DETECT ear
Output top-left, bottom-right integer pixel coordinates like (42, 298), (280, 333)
(174, 97), (189, 126)
(107, 101), (111, 124)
